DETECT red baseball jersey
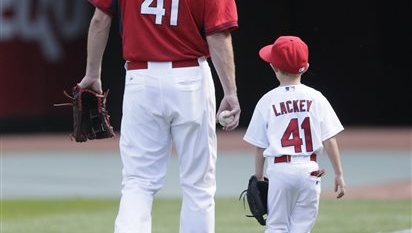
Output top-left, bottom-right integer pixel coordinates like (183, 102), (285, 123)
(87, 0), (238, 62)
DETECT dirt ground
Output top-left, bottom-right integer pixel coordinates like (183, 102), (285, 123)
(2, 127), (411, 199)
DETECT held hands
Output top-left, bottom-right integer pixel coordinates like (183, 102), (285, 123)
(216, 94), (240, 131)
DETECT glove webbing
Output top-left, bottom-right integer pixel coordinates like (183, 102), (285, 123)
(53, 89), (108, 107)
(239, 189), (256, 218)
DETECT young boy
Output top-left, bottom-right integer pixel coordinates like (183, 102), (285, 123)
(243, 35), (346, 232)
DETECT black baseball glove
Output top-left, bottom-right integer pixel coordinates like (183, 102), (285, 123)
(55, 85), (115, 142)
(239, 175), (269, 226)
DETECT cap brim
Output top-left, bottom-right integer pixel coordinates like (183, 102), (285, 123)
(259, 45), (273, 63)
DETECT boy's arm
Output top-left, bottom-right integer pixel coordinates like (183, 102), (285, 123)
(255, 147), (266, 180)
(323, 136), (346, 198)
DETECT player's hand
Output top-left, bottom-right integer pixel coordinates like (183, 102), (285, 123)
(335, 175), (346, 199)
(216, 94), (240, 131)
(78, 75), (102, 94)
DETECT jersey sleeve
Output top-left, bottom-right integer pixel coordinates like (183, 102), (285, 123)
(243, 101), (269, 149)
(204, 0), (238, 35)
(319, 97), (344, 141)
(87, 0), (117, 16)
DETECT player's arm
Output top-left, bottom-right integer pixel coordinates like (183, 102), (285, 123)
(323, 136), (346, 198)
(254, 147), (265, 181)
(206, 31), (240, 131)
(78, 8), (112, 93)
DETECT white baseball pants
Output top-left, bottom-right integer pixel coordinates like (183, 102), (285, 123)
(114, 57), (217, 233)
(265, 160), (321, 233)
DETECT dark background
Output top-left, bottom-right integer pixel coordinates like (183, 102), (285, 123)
(1, 0), (411, 133)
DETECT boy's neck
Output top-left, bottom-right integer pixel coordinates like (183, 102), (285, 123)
(277, 75), (301, 86)
(279, 80), (301, 86)
(274, 68), (302, 86)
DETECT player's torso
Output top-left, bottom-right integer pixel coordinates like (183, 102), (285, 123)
(90, 0), (236, 61)
(259, 85), (325, 156)
(118, 0), (209, 61)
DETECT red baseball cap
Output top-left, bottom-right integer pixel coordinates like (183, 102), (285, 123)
(259, 35), (309, 74)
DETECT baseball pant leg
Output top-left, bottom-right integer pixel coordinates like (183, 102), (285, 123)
(168, 59), (217, 233)
(115, 69), (173, 233)
(289, 162), (321, 233)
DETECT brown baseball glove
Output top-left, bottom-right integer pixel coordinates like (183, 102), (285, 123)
(55, 85), (115, 142)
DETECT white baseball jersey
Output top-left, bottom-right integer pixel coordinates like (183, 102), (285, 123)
(244, 83), (343, 232)
(244, 84), (343, 157)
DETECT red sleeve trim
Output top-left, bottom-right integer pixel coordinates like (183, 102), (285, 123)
(87, 0), (114, 17)
(205, 22), (238, 36)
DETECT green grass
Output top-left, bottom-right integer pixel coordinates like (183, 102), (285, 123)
(1, 198), (411, 233)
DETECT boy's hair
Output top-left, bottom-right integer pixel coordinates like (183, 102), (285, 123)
(259, 35), (309, 74)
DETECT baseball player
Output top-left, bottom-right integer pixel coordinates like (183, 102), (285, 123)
(243, 35), (346, 233)
(77, 1), (240, 233)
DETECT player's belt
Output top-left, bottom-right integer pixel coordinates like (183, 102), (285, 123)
(274, 153), (317, 163)
(127, 58), (199, 70)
